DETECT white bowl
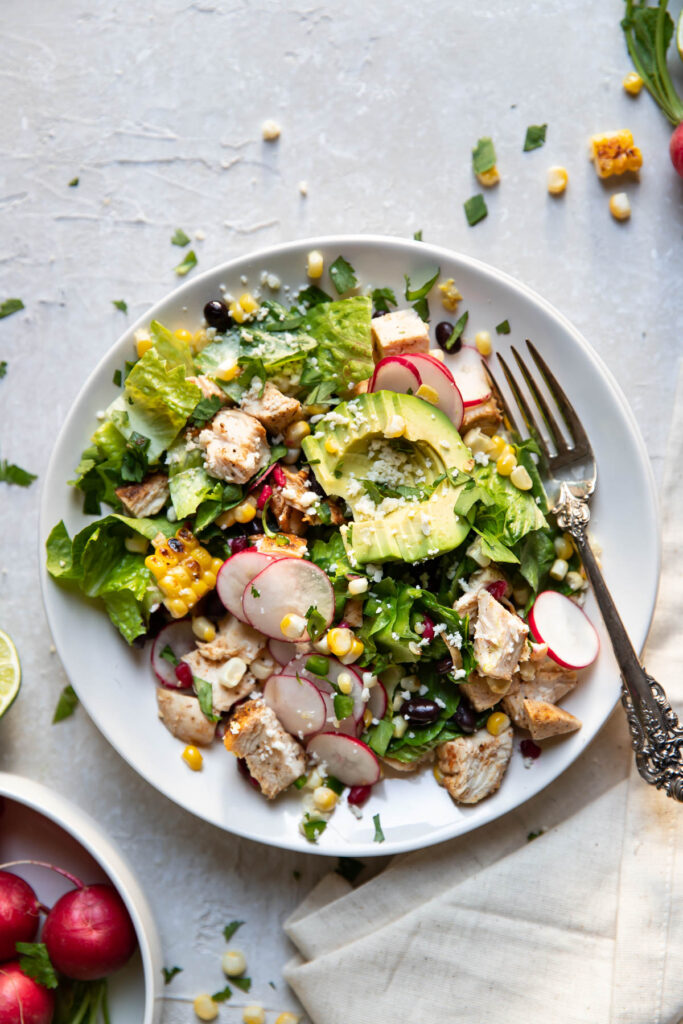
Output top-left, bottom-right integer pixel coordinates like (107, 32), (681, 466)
(39, 235), (660, 857)
(0, 772), (162, 1022)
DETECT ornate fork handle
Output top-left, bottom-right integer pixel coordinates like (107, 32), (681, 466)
(555, 482), (683, 802)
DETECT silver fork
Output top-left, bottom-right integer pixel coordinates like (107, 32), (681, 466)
(484, 340), (683, 801)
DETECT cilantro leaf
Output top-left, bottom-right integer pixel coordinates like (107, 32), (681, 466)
(404, 267), (440, 303)
(495, 319), (511, 334)
(329, 256), (358, 295)
(336, 857), (365, 884)
(446, 311), (468, 350)
(171, 229), (191, 247)
(112, 300), (128, 314)
(523, 124), (547, 151)
(189, 394), (222, 428)
(413, 229), (423, 241)
(305, 605), (327, 643)
(233, 977), (251, 993)
(295, 284), (333, 309)
(0, 460), (37, 487)
(159, 644), (179, 667)
(0, 298), (24, 319)
(162, 966), (183, 985)
(371, 287), (397, 314)
(472, 137), (496, 175)
(211, 985), (232, 1002)
(16, 943), (59, 989)
(305, 379), (337, 407)
(112, 369), (122, 387)
(174, 250), (197, 276)
(120, 431), (151, 483)
(68, 177), (79, 187)
(53, 685), (79, 724)
(302, 815), (327, 843)
(0, 361), (6, 379)
(372, 813), (385, 843)
(464, 194), (488, 226)
(193, 676), (219, 722)
(223, 920), (244, 942)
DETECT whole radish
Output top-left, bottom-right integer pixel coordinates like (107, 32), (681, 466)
(0, 961), (55, 1024)
(670, 123), (683, 178)
(42, 884), (137, 981)
(0, 871), (41, 961)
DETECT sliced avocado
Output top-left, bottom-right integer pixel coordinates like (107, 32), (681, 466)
(302, 391), (474, 564)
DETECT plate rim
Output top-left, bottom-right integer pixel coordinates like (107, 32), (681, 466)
(38, 233), (661, 857)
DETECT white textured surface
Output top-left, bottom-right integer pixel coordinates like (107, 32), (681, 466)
(1, 0), (682, 1020)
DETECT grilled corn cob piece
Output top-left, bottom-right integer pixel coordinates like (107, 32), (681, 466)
(589, 130), (642, 178)
(145, 527), (223, 618)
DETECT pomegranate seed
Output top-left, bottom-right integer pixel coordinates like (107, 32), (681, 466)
(174, 662), (193, 688)
(337, 621), (351, 630)
(257, 484), (273, 510)
(272, 464), (286, 487)
(485, 580), (507, 601)
(420, 615), (435, 641)
(347, 785), (372, 807)
(230, 536), (250, 554)
(520, 738), (541, 759)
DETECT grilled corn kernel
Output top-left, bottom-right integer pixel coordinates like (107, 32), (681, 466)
(280, 613), (306, 639)
(215, 358), (239, 381)
(192, 616), (216, 642)
(313, 786), (338, 812)
(136, 336), (153, 358)
(496, 451), (517, 476)
(547, 166), (569, 195)
(416, 383), (439, 405)
(182, 746), (203, 771)
(324, 438), (339, 455)
(216, 509), (236, 529)
(433, 764), (444, 785)
(239, 292), (259, 314)
(340, 637), (364, 665)
(347, 576), (368, 596)
(229, 300), (247, 324)
(590, 130), (642, 178)
(275, 1014), (300, 1024)
(307, 250), (324, 279)
(477, 166), (500, 187)
(510, 465), (533, 491)
(222, 949), (247, 977)
(327, 627), (353, 657)
(234, 499), (257, 524)
(193, 994), (218, 1021)
(549, 558), (569, 581)
(284, 419), (311, 447)
(554, 533), (574, 560)
(174, 328), (193, 344)
(623, 72), (644, 96)
(609, 192), (631, 221)
(566, 570), (585, 591)
(438, 278), (462, 312)
(243, 1006), (266, 1024)
(487, 434), (508, 458)
(392, 715), (408, 739)
(145, 528), (222, 617)
(487, 711), (510, 736)
(192, 328), (209, 352)
(384, 414), (406, 438)
(464, 427), (492, 456)
(474, 330), (492, 356)
(337, 672), (353, 695)
(124, 534), (149, 554)
(262, 119), (281, 141)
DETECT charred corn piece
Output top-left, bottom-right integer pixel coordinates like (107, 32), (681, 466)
(589, 130), (642, 178)
(145, 527), (223, 618)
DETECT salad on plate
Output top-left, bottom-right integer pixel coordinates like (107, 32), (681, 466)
(46, 253), (599, 842)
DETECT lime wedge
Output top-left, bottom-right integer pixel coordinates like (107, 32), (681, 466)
(678, 8), (683, 62)
(0, 629), (21, 718)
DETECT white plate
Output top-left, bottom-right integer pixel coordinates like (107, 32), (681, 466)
(0, 772), (162, 1021)
(39, 236), (660, 857)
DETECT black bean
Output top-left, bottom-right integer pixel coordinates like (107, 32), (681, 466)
(451, 699), (477, 734)
(203, 299), (232, 332)
(401, 698), (441, 724)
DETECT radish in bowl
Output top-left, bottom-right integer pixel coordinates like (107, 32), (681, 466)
(241, 559), (334, 641)
(528, 590), (600, 670)
(448, 343), (492, 407)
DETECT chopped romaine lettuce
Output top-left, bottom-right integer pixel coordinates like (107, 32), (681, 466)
(299, 295), (373, 397)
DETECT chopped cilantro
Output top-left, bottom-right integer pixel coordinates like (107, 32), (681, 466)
(472, 137), (496, 175)
(464, 194), (488, 226)
(171, 228), (191, 247)
(446, 311), (469, 350)
(16, 943), (59, 989)
(52, 685), (79, 724)
(371, 287), (397, 314)
(162, 966), (183, 985)
(523, 124), (547, 151)
(120, 431), (150, 483)
(305, 606), (327, 643)
(295, 284), (332, 308)
(527, 828), (546, 842)
(251, 585), (260, 599)
(325, 775), (344, 795)
(190, 394), (222, 427)
(372, 813), (385, 844)
(292, 870), (301, 881)
(0, 460), (37, 487)
(112, 369), (122, 387)
(495, 319), (511, 335)
(174, 249), (197, 276)
(68, 177), (79, 187)
(112, 299), (128, 314)
(404, 266), (440, 322)
(0, 298), (24, 319)
(305, 379), (337, 406)
(233, 977), (251, 993)
(336, 857), (365, 884)
(0, 361), (6, 379)
(269, 981), (277, 990)
(211, 984), (232, 1002)
(223, 920), (244, 942)
(194, 676), (219, 722)
(329, 255), (358, 294)
(302, 815), (327, 843)
(413, 229), (423, 240)
(159, 644), (179, 666)
(293, 775), (307, 790)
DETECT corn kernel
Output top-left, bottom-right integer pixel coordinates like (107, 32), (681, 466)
(438, 278), (462, 312)
(384, 414), (405, 438)
(239, 292), (259, 314)
(234, 500), (257, 524)
(475, 330), (492, 356)
(124, 534), (149, 555)
(429, 347), (445, 362)
(477, 166), (500, 187)
(324, 438), (339, 455)
(145, 528), (223, 617)
(229, 300), (247, 324)
(392, 691), (405, 711)
(261, 119), (281, 141)
(590, 130), (642, 178)
(337, 672), (353, 695)
(243, 1006), (266, 1024)
(466, 537), (491, 568)
(192, 328), (209, 352)
(136, 336), (153, 358)
(217, 509), (236, 530)
(167, 598), (189, 618)
(280, 613), (307, 639)
(174, 328), (193, 344)
(305, 768), (323, 790)
(214, 358), (239, 381)
(219, 657), (248, 689)
(392, 715), (408, 739)
(513, 585), (530, 607)
(182, 746), (203, 771)
(327, 627), (353, 657)
(347, 576), (368, 596)
(510, 465), (533, 490)
(340, 637), (364, 665)
(487, 434), (507, 458)
(464, 427), (493, 456)
(302, 403), (327, 417)
(313, 633), (330, 655)
(284, 419), (311, 447)
(433, 764), (444, 785)
(416, 383), (439, 405)
(192, 616), (216, 642)
(487, 711), (510, 736)
(496, 451), (517, 476)
(307, 250), (324, 279)
(363, 708), (373, 728)
(193, 994), (218, 1021)
(222, 949), (247, 977)
(549, 558), (569, 581)
(275, 1014), (300, 1024)
(313, 786), (338, 812)
(623, 72), (644, 96)
(566, 570), (585, 591)
(283, 447), (300, 464)
(547, 166), (569, 195)
(554, 534), (574, 560)
(609, 192), (631, 221)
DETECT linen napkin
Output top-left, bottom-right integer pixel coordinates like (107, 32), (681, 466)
(284, 362), (683, 1024)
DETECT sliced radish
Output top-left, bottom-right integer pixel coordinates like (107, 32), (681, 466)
(528, 590), (600, 670)
(401, 353), (464, 428)
(216, 550), (278, 623)
(283, 655), (364, 733)
(449, 343), (492, 407)
(268, 638), (313, 665)
(366, 679), (388, 721)
(319, 692), (358, 737)
(151, 621), (196, 688)
(370, 355), (421, 394)
(242, 559), (335, 640)
(306, 733), (381, 787)
(263, 674), (327, 737)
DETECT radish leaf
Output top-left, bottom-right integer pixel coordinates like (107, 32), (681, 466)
(16, 943), (59, 989)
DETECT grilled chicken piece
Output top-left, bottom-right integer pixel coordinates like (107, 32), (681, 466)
(371, 308), (430, 361)
(186, 374), (228, 401)
(473, 590), (529, 681)
(156, 688), (216, 746)
(270, 466), (320, 536)
(239, 380), (301, 434)
(198, 409), (270, 484)
(250, 534), (308, 558)
(115, 473), (169, 518)
(460, 396), (503, 436)
(224, 699), (306, 798)
(437, 726), (513, 804)
(191, 614), (269, 664)
(453, 567), (509, 621)
(503, 659), (578, 729)
(460, 672), (516, 712)
(522, 699), (582, 740)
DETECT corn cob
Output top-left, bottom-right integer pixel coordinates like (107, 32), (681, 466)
(145, 527), (223, 618)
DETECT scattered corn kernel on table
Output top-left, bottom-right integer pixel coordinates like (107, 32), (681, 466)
(1, 0), (682, 1021)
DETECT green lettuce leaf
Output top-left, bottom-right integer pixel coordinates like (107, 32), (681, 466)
(300, 295), (373, 397)
(167, 440), (222, 519)
(194, 332), (241, 374)
(470, 463), (547, 546)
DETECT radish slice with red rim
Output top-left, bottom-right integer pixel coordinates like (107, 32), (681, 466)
(320, 692), (358, 736)
(151, 621), (196, 688)
(528, 590), (600, 670)
(370, 355), (421, 395)
(366, 679), (388, 721)
(216, 550), (278, 623)
(306, 733), (381, 787)
(241, 558), (335, 640)
(284, 655), (364, 719)
(268, 638), (313, 665)
(263, 674), (327, 737)
(400, 353), (464, 428)
(449, 343), (492, 407)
